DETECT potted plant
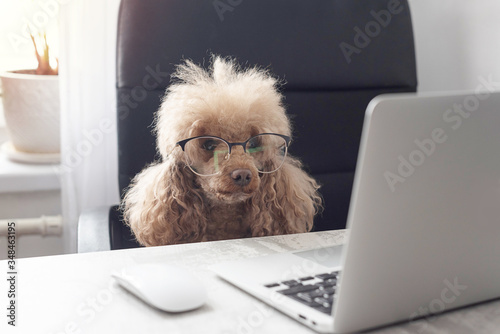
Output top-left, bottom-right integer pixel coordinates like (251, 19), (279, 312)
(0, 31), (60, 163)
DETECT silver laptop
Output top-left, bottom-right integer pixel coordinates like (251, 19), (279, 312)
(212, 91), (500, 333)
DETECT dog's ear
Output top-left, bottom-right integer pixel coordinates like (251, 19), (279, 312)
(248, 158), (322, 236)
(122, 160), (207, 246)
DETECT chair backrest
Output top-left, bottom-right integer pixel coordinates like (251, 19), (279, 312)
(115, 0), (417, 248)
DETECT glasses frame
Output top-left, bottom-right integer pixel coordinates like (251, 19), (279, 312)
(176, 133), (291, 176)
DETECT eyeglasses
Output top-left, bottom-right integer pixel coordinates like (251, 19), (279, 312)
(176, 133), (291, 176)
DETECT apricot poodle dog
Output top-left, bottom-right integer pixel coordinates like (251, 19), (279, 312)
(123, 56), (322, 246)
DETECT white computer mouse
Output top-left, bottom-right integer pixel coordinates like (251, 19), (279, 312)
(112, 263), (207, 312)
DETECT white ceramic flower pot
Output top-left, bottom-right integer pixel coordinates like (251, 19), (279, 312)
(0, 70), (60, 154)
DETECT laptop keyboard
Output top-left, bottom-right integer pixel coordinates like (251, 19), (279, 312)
(263, 271), (340, 314)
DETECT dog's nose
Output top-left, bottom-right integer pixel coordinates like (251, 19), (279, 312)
(231, 169), (252, 186)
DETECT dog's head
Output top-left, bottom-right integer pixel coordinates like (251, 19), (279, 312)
(155, 56), (291, 203)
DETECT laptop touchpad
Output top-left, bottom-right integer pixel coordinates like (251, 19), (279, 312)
(293, 245), (344, 268)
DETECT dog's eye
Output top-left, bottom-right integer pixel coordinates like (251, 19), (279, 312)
(202, 140), (219, 151)
(247, 138), (261, 149)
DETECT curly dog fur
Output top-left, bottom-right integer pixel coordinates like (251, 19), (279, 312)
(123, 56), (322, 246)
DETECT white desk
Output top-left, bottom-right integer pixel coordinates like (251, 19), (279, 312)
(1, 231), (500, 333)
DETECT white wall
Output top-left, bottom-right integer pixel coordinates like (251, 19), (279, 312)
(0, 190), (63, 260)
(409, 0), (500, 92)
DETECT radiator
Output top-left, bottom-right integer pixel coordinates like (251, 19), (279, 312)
(0, 215), (62, 236)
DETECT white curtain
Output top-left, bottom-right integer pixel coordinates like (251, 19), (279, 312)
(59, 0), (121, 254)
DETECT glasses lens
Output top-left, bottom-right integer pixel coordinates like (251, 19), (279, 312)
(183, 137), (229, 176)
(246, 134), (288, 173)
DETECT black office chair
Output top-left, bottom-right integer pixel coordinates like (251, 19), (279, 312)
(78, 0), (417, 252)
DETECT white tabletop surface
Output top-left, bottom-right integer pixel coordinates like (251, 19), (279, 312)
(1, 230), (500, 334)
